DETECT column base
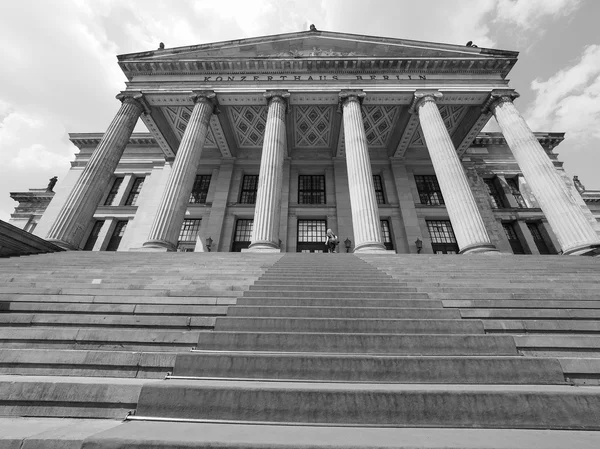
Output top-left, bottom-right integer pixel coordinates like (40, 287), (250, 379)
(353, 242), (388, 253)
(139, 240), (177, 252)
(562, 243), (600, 256)
(244, 241), (281, 253)
(45, 239), (79, 251)
(459, 243), (500, 255)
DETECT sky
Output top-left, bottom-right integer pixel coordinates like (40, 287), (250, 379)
(0, 0), (599, 222)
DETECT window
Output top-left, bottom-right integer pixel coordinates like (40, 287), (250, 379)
(527, 222), (553, 255)
(177, 219), (201, 252)
(298, 175), (326, 204)
(380, 219), (393, 250)
(373, 175), (386, 205)
(232, 219), (253, 252)
(83, 220), (104, 251)
(125, 177), (145, 206)
(297, 219), (327, 253)
(503, 222), (526, 254)
(506, 177), (527, 209)
(426, 220), (459, 254)
(484, 178), (504, 209)
(415, 175), (444, 206)
(104, 178), (123, 206)
(240, 175), (259, 204)
(106, 220), (127, 251)
(189, 175), (211, 204)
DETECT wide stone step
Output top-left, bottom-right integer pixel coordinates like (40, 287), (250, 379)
(173, 351), (566, 384)
(248, 284), (405, 292)
(483, 320), (600, 334)
(195, 332), (517, 355)
(236, 297), (440, 308)
(0, 375), (156, 419)
(228, 306), (460, 319)
(0, 349), (175, 378)
(0, 294), (236, 306)
(243, 290), (417, 298)
(214, 317), (484, 334)
(0, 301), (228, 315)
(461, 309), (600, 319)
(78, 421), (600, 449)
(134, 379), (600, 429)
(443, 299), (600, 309)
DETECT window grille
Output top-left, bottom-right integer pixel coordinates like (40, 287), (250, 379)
(426, 220), (459, 254)
(373, 175), (385, 204)
(104, 178), (123, 206)
(232, 219), (253, 252)
(125, 177), (145, 206)
(415, 175), (445, 206)
(189, 175), (211, 204)
(503, 222), (525, 254)
(484, 178), (504, 209)
(106, 220), (127, 251)
(83, 220), (104, 251)
(380, 219), (393, 250)
(298, 175), (326, 204)
(297, 219), (327, 253)
(240, 175), (259, 204)
(506, 177), (527, 209)
(527, 222), (552, 254)
(177, 219), (201, 252)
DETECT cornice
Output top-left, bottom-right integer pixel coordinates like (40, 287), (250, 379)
(69, 133), (158, 149)
(473, 132), (565, 148)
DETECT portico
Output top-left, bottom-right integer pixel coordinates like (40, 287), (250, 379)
(33, 29), (600, 255)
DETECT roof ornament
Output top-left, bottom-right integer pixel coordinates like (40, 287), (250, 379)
(466, 41), (478, 48)
(573, 176), (586, 193)
(158, 42), (165, 50)
(309, 24), (318, 31)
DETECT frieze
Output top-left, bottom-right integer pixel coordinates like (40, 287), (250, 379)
(258, 48), (359, 57)
(190, 74), (430, 82)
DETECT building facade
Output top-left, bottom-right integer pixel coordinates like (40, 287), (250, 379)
(11, 30), (600, 255)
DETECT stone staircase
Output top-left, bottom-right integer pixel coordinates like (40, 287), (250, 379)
(0, 252), (599, 448)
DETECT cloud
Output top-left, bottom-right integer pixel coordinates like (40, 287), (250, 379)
(526, 44), (600, 142)
(496, 0), (581, 30)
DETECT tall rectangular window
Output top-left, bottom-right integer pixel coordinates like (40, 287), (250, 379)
(125, 177), (145, 206)
(503, 222), (526, 254)
(240, 175), (259, 204)
(415, 175), (445, 206)
(380, 219), (393, 250)
(298, 175), (325, 204)
(177, 219), (201, 252)
(83, 220), (104, 251)
(106, 220), (127, 251)
(426, 220), (459, 254)
(373, 175), (385, 204)
(232, 219), (253, 252)
(104, 178), (123, 206)
(506, 177), (527, 209)
(527, 222), (553, 255)
(189, 175), (211, 204)
(297, 219), (327, 253)
(484, 178), (505, 209)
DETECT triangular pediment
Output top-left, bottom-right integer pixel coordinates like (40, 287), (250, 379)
(119, 30), (516, 62)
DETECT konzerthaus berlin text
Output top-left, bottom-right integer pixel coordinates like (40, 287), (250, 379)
(11, 29), (600, 255)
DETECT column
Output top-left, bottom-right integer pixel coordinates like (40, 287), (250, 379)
(143, 91), (216, 251)
(339, 91), (386, 253)
(248, 91), (289, 252)
(46, 92), (146, 249)
(415, 91), (497, 254)
(489, 91), (600, 255)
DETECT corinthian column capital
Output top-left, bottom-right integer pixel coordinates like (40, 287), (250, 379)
(410, 90), (443, 114)
(337, 90), (366, 113)
(190, 90), (219, 114)
(483, 89), (520, 113)
(116, 91), (150, 114)
(264, 90), (290, 113)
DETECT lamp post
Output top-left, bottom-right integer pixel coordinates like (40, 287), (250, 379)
(344, 238), (352, 253)
(205, 236), (213, 252)
(415, 238), (423, 254)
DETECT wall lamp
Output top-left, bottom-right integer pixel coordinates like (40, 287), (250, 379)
(415, 238), (423, 254)
(344, 238), (352, 253)
(205, 236), (213, 252)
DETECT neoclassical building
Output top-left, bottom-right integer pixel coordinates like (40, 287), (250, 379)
(11, 29), (600, 255)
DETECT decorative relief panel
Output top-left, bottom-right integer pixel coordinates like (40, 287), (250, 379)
(294, 105), (333, 148)
(408, 104), (468, 147)
(163, 106), (218, 148)
(227, 105), (268, 148)
(361, 105), (399, 148)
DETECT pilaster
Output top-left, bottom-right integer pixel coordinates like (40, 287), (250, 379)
(204, 158), (235, 252)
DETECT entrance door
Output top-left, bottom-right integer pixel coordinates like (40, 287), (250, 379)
(232, 219), (253, 252)
(297, 219), (327, 253)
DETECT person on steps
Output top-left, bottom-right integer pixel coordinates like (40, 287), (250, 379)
(325, 228), (338, 253)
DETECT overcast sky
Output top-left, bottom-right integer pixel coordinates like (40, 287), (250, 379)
(1, 0), (599, 222)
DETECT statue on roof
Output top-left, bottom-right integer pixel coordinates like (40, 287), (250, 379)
(47, 176), (58, 192)
(573, 175), (585, 193)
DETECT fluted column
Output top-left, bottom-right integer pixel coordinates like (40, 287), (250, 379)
(415, 91), (497, 254)
(339, 91), (386, 253)
(489, 91), (600, 255)
(143, 92), (216, 251)
(46, 92), (146, 249)
(248, 91), (289, 252)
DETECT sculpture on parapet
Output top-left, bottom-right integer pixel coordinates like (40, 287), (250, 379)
(573, 175), (585, 193)
(47, 176), (58, 192)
